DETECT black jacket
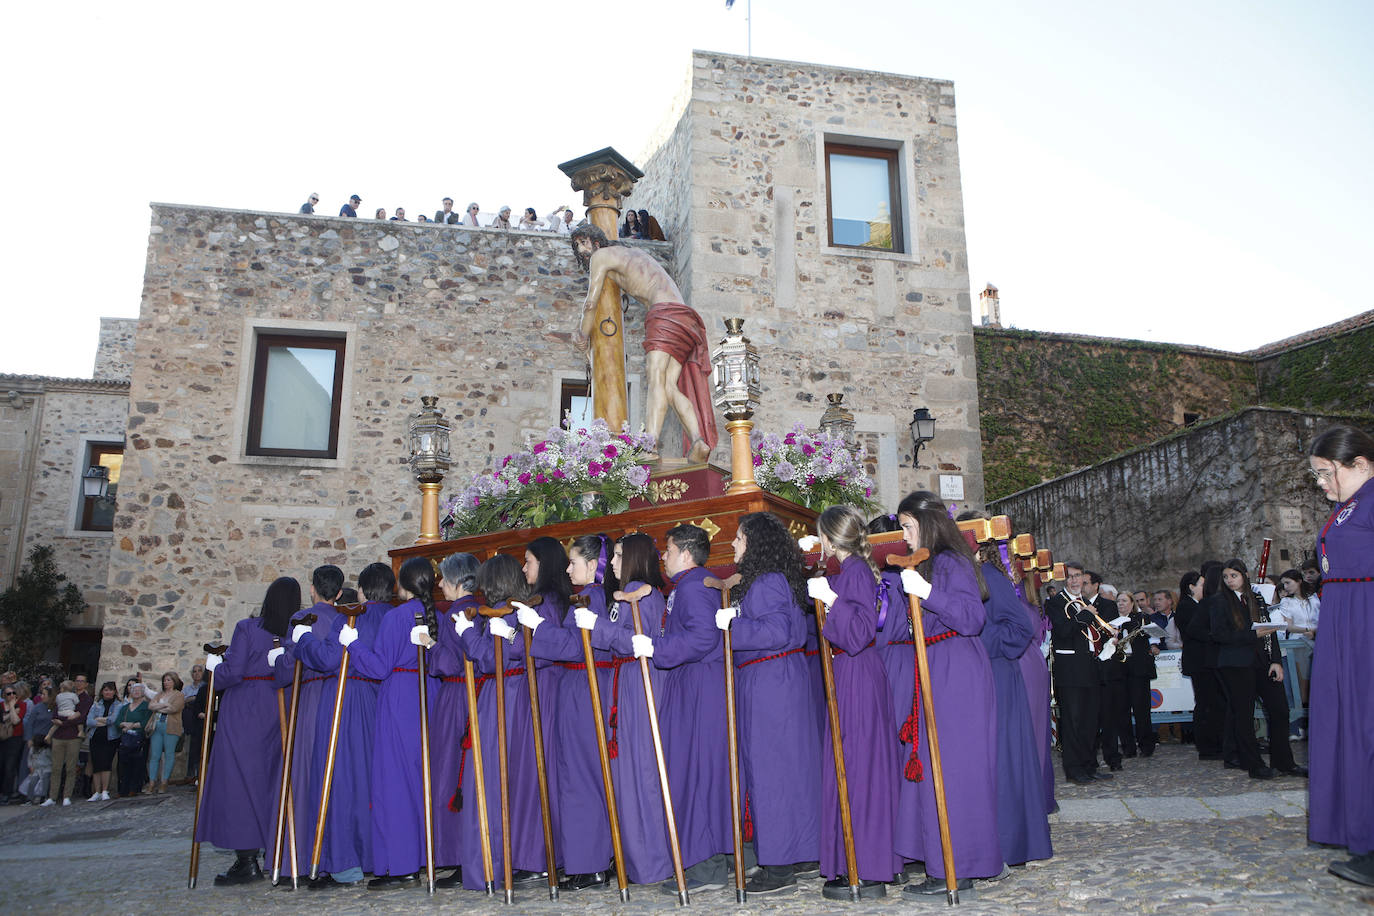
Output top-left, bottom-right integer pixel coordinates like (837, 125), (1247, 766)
(1047, 592), (1104, 687)
(1174, 594), (1204, 676)
(1207, 591), (1282, 669)
(1121, 611), (1158, 679)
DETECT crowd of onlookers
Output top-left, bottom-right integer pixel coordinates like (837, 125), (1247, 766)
(295, 193), (668, 240)
(0, 664), (208, 807)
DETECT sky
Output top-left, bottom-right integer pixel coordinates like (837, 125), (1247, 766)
(4, 0), (1370, 379)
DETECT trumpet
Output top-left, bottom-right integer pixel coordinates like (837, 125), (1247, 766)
(1065, 593), (1118, 656)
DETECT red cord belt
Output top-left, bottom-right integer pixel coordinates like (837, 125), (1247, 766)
(738, 646), (805, 668)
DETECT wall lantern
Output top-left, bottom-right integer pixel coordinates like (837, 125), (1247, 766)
(909, 407), (936, 466)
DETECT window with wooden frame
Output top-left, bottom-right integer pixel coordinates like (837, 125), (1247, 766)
(78, 442), (123, 532)
(560, 379), (593, 432)
(245, 333), (346, 458)
(825, 142), (904, 253)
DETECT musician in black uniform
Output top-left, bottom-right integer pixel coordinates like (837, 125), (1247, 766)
(1048, 563), (1114, 785)
(1116, 592), (1159, 757)
(1085, 572), (1125, 770)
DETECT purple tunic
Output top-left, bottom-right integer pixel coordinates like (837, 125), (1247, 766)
(730, 571), (821, 866)
(1016, 600), (1056, 815)
(980, 567), (1052, 865)
(819, 556), (901, 883)
(878, 552), (1001, 879)
(456, 597), (563, 890)
(653, 566), (732, 868)
(290, 602), (385, 876)
(427, 594), (477, 868)
(1309, 475), (1374, 855)
(590, 582), (674, 885)
(284, 601), (339, 864)
(194, 616), (283, 853)
(527, 584), (615, 875)
(346, 598), (437, 877)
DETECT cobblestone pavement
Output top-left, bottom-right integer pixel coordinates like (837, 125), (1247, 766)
(1, 743), (1370, 914)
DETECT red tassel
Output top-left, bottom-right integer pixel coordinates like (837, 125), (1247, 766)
(449, 790), (462, 813)
(607, 738), (619, 760)
(741, 793), (754, 842)
(898, 714), (916, 745)
(904, 754), (924, 783)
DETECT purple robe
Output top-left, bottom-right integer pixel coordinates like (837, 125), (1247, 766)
(730, 571), (821, 865)
(877, 552), (1002, 880)
(346, 598), (438, 877)
(526, 584), (615, 875)
(589, 581), (674, 885)
(819, 556), (901, 882)
(1309, 474), (1374, 855)
(194, 616), (283, 852)
(652, 566), (733, 868)
(290, 601), (385, 875)
(980, 567), (1052, 865)
(283, 601), (339, 863)
(456, 597), (563, 890)
(427, 594), (477, 868)
(1016, 599), (1056, 815)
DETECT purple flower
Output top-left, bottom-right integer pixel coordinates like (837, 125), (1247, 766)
(532, 441), (548, 454)
(805, 474), (817, 485)
(501, 455), (512, 468)
(588, 461), (605, 478)
(517, 472), (532, 486)
(774, 460), (796, 482)
(783, 433), (796, 445)
(801, 444), (816, 457)
(552, 469), (566, 480)
(627, 465), (650, 488)
(603, 444), (619, 459)
(535, 472), (547, 483)
(753, 454), (763, 467)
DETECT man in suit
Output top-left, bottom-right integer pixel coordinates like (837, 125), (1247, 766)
(1086, 571), (1126, 770)
(1047, 563), (1114, 785)
(434, 197), (461, 225)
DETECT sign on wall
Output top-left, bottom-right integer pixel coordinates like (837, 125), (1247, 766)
(939, 474), (964, 501)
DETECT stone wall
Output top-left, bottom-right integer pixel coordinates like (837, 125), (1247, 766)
(987, 407), (1369, 594)
(635, 52), (984, 506)
(98, 205), (672, 677)
(94, 318), (138, 381)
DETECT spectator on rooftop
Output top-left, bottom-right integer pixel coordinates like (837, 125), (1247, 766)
(86, 681), (122, 801)
(340, 195), (361, 218)
(417, 214), (431, 223)
(463, 202), (482, 227)
(621, 209), (644, 239)
(434, 197), (460, 225)
(300, 193), (320, 214)
(490, 205), (513, 230)
(518, 207), (543, 231)
(390, 208), (408, 221)
(639, 209), (666, 241)
(375, 208), (388, 220)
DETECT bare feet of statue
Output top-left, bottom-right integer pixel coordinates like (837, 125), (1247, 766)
(688, 438), (710, 463)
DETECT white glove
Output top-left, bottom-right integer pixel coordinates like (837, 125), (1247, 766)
(205, 653), (222, 673)
(631, 634), (655, 658)
(291, 624), (312, 644)
(453, 611), (474, 636)
(490, 618), (517, 641)
(798, 535), (821, 552)
(807, 577), (838, 607)
(267, 647), (284, 667)
(339, 624), (359, 647)
(409, 624), (434, 647)
(900, 569), (932, 600)
(513, 601), (543, 632)
(574, 606), (598, 631)
(716, 606), (738, 631)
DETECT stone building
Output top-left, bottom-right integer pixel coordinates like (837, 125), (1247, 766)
(66, 51), (984, 678)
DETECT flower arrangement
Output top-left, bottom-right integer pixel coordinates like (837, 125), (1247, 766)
(749, 422), (878, 513)
(442, 419), (657, 537)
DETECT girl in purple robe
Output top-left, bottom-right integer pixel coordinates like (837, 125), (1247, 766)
(893, 492), (1004, 896)
(807, 505), (901, 899)
(573, 533), (675, 887)
(288, 563), (393, 888)
(1014, 586), (1056, 816)
(520, 535), (618, 890)
(454, 554), (556, 892)
(1306, 426), (1374, 887)
(430, 552), (480, 889)
(339, 557), (438, 890)
(195, 576), (296, 886)
(718, 512), (822, 894)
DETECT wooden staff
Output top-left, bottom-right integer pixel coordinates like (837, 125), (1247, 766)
(272, 612), (315, 888)
(617, 584), (689, 906)
(455, 603), (496, 895)
(884, 550), (959, 905)
(570, 594), (629, 901)
(416, 611), (437, 896)
(808, 570), (861, 902)
(478, 604), (516, 904)
(309, 603), (365, 881)
(514, 597), (559, 901)
(187, 642), (226, 889)
(703, 574), (746, 904)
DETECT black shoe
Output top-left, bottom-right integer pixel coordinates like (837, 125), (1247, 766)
(904, 876), (973, 896)
(1090, 771), (1114, 781)
(1223, 759), (1245, 769)
(1199, 753), (1224, 761)
(822, 878), (886, 900)
(367, 873), (419, 890)
(511, 869), (550, 888)
(308, 873), (362, 891)
(793, 861), (821, 879)
(1140, 746), (1155, 757)
(1277, 765), (1309, 777)
(433, 869), (464, 889)
(1249, 767), (1275, 780)
(1121, 751), (1138, 759)
(558, 871), (608, 891)
(214, 855), (265, 886)
(745, 865), (797, 895)
(1109, 763), (1123, 772)
(1069, 775), (1095, 786)
(1330, 853), (1374, 887)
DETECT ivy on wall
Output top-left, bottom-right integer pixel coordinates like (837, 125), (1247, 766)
(974, 329), (1257, 500)
(1258, 325), (1374, 415)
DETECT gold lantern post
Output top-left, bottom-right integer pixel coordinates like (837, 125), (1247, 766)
(408, 396), (452, 545)
(818, 392), (856, 442)
(710, 318), (762, 494)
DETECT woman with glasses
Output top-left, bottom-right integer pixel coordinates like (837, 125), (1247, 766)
(463, 202), (481, 227)
(1306, 425), (1374, 887)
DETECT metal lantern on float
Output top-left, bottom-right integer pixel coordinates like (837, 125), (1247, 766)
(819, 393), (856, 442)
(711, 317), (762, 492)
(407, 395), (452, 544)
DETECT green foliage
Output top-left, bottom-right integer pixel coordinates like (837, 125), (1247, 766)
(1259, 326), (1374, 415)
(0, 545), (86, 675)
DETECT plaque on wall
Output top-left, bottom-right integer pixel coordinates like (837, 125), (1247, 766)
(1278, 506), (1304, 532)
(939, 474), (965, 501)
